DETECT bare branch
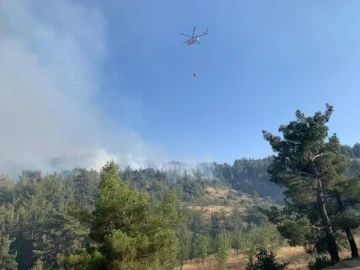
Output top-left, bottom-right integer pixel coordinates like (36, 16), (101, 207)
(311, 153), (328, 162)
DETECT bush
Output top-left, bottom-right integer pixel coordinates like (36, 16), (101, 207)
(226, 191), (237, 200)
(308, 255), (335, 270)
(222, 199), (230, 206)
(315, 233), (348, 254)
(246, 249), (289, 270)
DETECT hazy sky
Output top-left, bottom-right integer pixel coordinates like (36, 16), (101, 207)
(1, 0), (360, 171)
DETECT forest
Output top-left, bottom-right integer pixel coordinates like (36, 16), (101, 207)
(1, 103), (360, 270)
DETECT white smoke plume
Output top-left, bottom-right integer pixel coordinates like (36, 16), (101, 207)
(0, 0), (170, 177)
(0, 0), (217, 179)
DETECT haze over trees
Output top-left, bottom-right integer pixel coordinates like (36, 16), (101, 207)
(0, 104), (359, 269)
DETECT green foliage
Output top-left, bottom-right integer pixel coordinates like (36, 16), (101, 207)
(57, 249), (105, 270)
(308, 255), (334, 270)
(177, 228), (192, 269)
(0, 170), (90, 269)
(0, 234), (18, 270)
(314, 232), (348, 254)
(242, 224), (284, 260)
(70, 168), (100, 210)
(30, 259), (53, 270)
(230, 207), (243, 230)
(251, 191), (260, 203)
(339, 145), (356, 159)
(231, 229), (245, 253)
(262, 103), (345, 190)
(198, 233), (211, 263)
(218, 158), (284, 203)
(277, 218), (312, 246)
(215, 230), (232, 270)
(262, 103), (348, 262)
(339, 142), (360, 159)
(353, 143), (360, 158)
(0, 175), (15, 204)
(74, 160), (179, 270)
(185, 208), (210, 234)
(246, 249), (289, 270)
(226, 191), (237, 200)
(243, 206), (269, 226)
(0, 128), (359, 269)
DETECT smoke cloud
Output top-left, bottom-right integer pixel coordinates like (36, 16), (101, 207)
(0, 0), (170, 176)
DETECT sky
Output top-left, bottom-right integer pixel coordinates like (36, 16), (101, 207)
(1, 0), (360, 173)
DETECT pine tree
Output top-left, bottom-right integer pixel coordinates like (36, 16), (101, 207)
(215, 230), (232, 270)
(198, 233), (211, 263)
(0, 234), (18, 270)
(67, 160), (179, 270)
(262, 104), (342, 262)
(177, 228), (192, 270)
(330, 176), (360, 257)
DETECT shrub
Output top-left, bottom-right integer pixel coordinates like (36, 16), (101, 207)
(308, 255), (335, 270)
(246, 249), (289, 270)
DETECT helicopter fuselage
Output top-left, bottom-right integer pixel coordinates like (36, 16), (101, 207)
(179, 27), (210, 46)
(186, 37), (200, 45)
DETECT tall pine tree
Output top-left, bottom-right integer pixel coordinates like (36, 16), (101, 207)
(262, 104), (343, 262)
(59, 160), (178, 270)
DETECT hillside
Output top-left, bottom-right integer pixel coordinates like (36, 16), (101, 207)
(184, 187), (253, 218)
(0, 142), (359, 269)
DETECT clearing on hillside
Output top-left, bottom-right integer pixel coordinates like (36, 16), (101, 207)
(183, 186), (251, 219)
(204, 186), (252, 201)
(186, 204), (246, 219)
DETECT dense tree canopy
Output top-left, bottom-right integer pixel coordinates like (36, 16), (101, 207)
(0, 103), (359, 269)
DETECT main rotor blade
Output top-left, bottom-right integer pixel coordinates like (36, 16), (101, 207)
(192, 26), (195, 37)
(183, 40), (188, 44)
(179, 33), (191, 37)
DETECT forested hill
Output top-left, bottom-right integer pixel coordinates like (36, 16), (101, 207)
(117, 156), (284, 203)
(118, 141), (360, 204)
(54, 156), (282, 203)
(1, 143), (359, 206)
(339, 142), (360, 158)
(48, 142), (359, 205)
(0, 140), (359, 269)
(212, 142), (360, 201)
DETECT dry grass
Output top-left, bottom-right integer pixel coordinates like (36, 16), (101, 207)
(186, 204), (246, 219)
(179, 252), (248, 270)
(277, 246), (311, 270)
(204, 187), (252, 201)
(180, 246), (309, 270)
(205, 187), (230, 198)
(180, 245), (360, 270)
(183, 187), (249, 220)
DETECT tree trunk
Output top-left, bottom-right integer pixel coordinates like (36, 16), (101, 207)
(317, 178), (340, 263)
(310, 160), (340, 263)
(345, 226), (359, 258)
(335, 193), (359, 257)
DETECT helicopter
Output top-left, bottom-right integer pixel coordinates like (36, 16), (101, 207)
(179, 26), (210, 46)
